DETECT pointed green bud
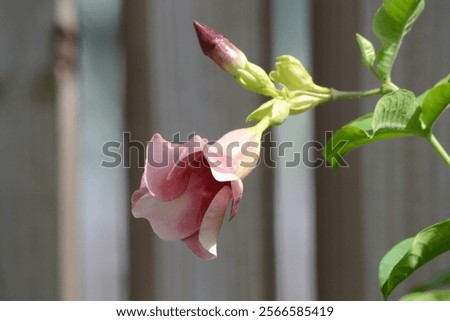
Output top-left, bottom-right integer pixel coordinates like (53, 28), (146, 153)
(235, 62), (279, 97)
(270, 55), (312, 90)
(288, 94), (328, 115)
(270, 55), (329, 94)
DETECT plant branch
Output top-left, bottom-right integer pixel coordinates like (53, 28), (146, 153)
(330, 88), (382, 101)
(426, 133), (450, 168)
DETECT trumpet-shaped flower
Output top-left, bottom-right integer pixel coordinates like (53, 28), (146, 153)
(131, 122), (268, 259)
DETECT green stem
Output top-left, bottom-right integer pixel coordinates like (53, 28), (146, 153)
(426, 133), (450, 168)
(330, 88), (382, 101)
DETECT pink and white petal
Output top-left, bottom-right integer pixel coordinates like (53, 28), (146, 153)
(203, 142), (239, 182)
(210, 128), (262, 180)
(132, 168), (224, 241)
(167, 135), (208, 179)
(131, 176), (149, 208)
(183, 232), (217, 260)
(198, 186), (232, 256)
(144, 133), (190, 201)
(229, 179), (243, 220)
(132, 191), (203, 241)
(182, 186), (232, 259)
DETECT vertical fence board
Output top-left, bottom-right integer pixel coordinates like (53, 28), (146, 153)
(0, 0), (58, 300)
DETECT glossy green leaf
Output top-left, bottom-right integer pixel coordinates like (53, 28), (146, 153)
(420, 83), (450, 131)
(379, 238), (414, 294)
(373, 0), (425, 80)
(356, 33), (376, 70)
(416, 74), (450, 106)
(372, 89), (422, 134)
(400, 290), (450, 301)
(411, 268), (450, 293)
(379, 219), (450, 300)
(323, 112), (417, 168)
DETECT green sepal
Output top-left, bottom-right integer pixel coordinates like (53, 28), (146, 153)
(246, 98), (289, 126)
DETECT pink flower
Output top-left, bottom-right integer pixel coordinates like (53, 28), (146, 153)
(193, 20), (247, 76)
(131, 126), (265, 260)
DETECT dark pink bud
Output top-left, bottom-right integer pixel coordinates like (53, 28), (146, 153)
(193, 20), (247, 74)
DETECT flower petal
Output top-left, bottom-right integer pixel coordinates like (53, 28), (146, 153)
(145, 134), (207, 201)
(183, 232), (216, 260)
(131, 175), (148, 208)
(183, 186), (232, 259)
(204, 128), (261, 181)
(229, 179), (243, 220)
(132, 166), (223, 240)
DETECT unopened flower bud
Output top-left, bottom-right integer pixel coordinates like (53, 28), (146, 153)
(194, 21), (280, 98)
(288, 94), (328, 114)
(193, 20), (247, 76)
(270, 55), (329, 94)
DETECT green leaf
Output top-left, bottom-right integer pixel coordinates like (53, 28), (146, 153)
(420, 83), (450, 131)
(356, 33), (376, 70)
(379, 238), (414, 296)
(324, 91), (424, 168)
(323, 112), (417, 168)
(411, 268), (450, 293)
(416, 74), (450, 106)
(400, 290), (450, 301)
(379, 219), (450, 300)
(372, 89), (422, 134)
(373, 0), (425, 80)
(323, 113), (416, 168)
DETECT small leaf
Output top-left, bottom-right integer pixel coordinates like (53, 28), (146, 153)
(372, 89), (422, 135)
(400, 290), (450, 301)
(420, 83), (450, 131)
(323, 112), (418, 168)
(411, 268), (450, 293)
(379, 219), (450, 300)
(356, 33), (376, 70)
(373, 0), (425, 80)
